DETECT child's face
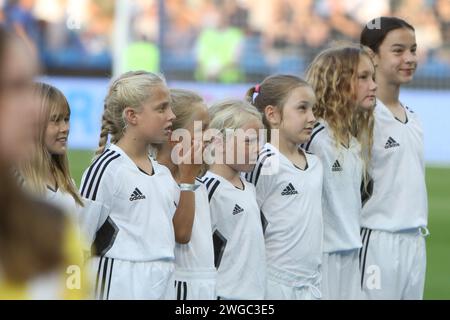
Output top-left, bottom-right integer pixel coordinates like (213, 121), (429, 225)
(374, 27), (418, 85)
(45, 108), (70, 155)
(356, 55), (377, 111)
(278, 86), (316, 145)
(184, 103), (209, 147)
(224, 118), (263, 173)
(138, 86), (175, 144)
(176, 103), (209, 165)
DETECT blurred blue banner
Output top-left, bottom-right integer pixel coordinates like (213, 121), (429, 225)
(43, 77), (450, 165)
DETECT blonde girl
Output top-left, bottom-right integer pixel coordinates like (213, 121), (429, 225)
(156, 88), (216, 300)
(79, 71), (198, 300)
(305, 44), (377, 299)
(201, 99), (266, 300)
(19, 82), (83, 217)
(0, 27), (89, 300)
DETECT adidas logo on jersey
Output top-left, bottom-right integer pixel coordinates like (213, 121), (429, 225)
(281, 183), (298, 196)
(385, 137), (400, 149)
(129, 188), (146, 201)
(232, 204), (244, 215)
(332, 160), (343, 172)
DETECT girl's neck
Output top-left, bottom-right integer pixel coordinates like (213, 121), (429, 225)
(271, 134), (299, 158)
(376, 75), (402, 110)
(209, 164), (241, 187)
(116, 133), (150, 162)
(156, 143), (180, 181)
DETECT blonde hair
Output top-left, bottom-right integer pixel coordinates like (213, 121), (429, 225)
(208, 99), (262, 133)
(19, 82), (83, 206)
(96, 70), (167, 156)
(170, 88), (205, 131)
(245, 74), (311, 142)
(305, 43), (374, 187)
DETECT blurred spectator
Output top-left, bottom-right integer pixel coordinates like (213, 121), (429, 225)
(195, 2), (244, 82)
(124, 0), (159, 72)
(434, 0), (450, 65)
(1, 0), (449, 85)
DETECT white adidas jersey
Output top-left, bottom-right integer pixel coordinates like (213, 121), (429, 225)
(172, 179), (215, 272)
(79, 144), (178, 261)
(303, 120), (363, 253)
(245, 143), (323, 275)
(201, 171), (266, 300)
(361, 100), (428, 231)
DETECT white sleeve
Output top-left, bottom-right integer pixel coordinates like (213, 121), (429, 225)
(253, 155), (276, 208)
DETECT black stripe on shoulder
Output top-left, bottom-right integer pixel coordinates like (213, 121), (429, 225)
(313, 122), (321, 128)
(81, 149), (114, 197)
(208, 180), (221, 202)
(205, 177), (215, 189)
(305, 125), (325, 151)
(91, 154), (121, 201)
(254, 153), (275, 186)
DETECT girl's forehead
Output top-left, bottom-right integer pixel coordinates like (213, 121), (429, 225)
(285, 86), (316, 103)
(382, 28), (416, 46)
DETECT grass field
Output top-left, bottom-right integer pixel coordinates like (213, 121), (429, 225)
(68, 149), (450, 300)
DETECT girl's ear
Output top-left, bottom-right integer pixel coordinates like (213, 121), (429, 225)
(123, 107), (138, 126)
(265, 105), (281, 128)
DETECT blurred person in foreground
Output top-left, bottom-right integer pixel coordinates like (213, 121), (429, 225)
(0, 26), (90, 299)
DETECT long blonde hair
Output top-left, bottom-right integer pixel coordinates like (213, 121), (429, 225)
(96, 71), (167, 157)
(19, 82), (83, 206)
(0, 27), (66, 284)
(305, 43), (374, 186)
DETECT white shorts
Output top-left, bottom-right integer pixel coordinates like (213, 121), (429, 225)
(360, 227), (428, 300)
(165, 269), (217, 300)
(265, 265), (322, 300)
(90, 256), (174, 300)
(321, 249), (362, 300)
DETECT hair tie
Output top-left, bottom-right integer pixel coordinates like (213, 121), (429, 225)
(252, 84), (260, 103)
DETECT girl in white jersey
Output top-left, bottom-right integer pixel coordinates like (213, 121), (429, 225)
(156, 89), (216, 300)
(305, 44), (377, 299)
(18, 82), (84, 218)
(360, 17), (428, 299)
(245, 75), (323, 300)
(79, 71), (199, 300)
(202, 99), (266, 300)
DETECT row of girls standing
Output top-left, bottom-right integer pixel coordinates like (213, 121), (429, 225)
(241, 15), (427, 300)
(5, 16), (427, 300)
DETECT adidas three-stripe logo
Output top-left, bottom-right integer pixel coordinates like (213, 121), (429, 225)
(129, 188), (146, 201)
(81, 149), (121, 201)
(332, 160), (343, 172)
(232, 204), (244, 215)
(385, 137), (400, 149)
(281, 183), (298, 196)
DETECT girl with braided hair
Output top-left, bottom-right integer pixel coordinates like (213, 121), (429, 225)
(79, 71), (200, 299)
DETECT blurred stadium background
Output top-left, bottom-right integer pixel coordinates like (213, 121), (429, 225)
(3, 0), (449, 299)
